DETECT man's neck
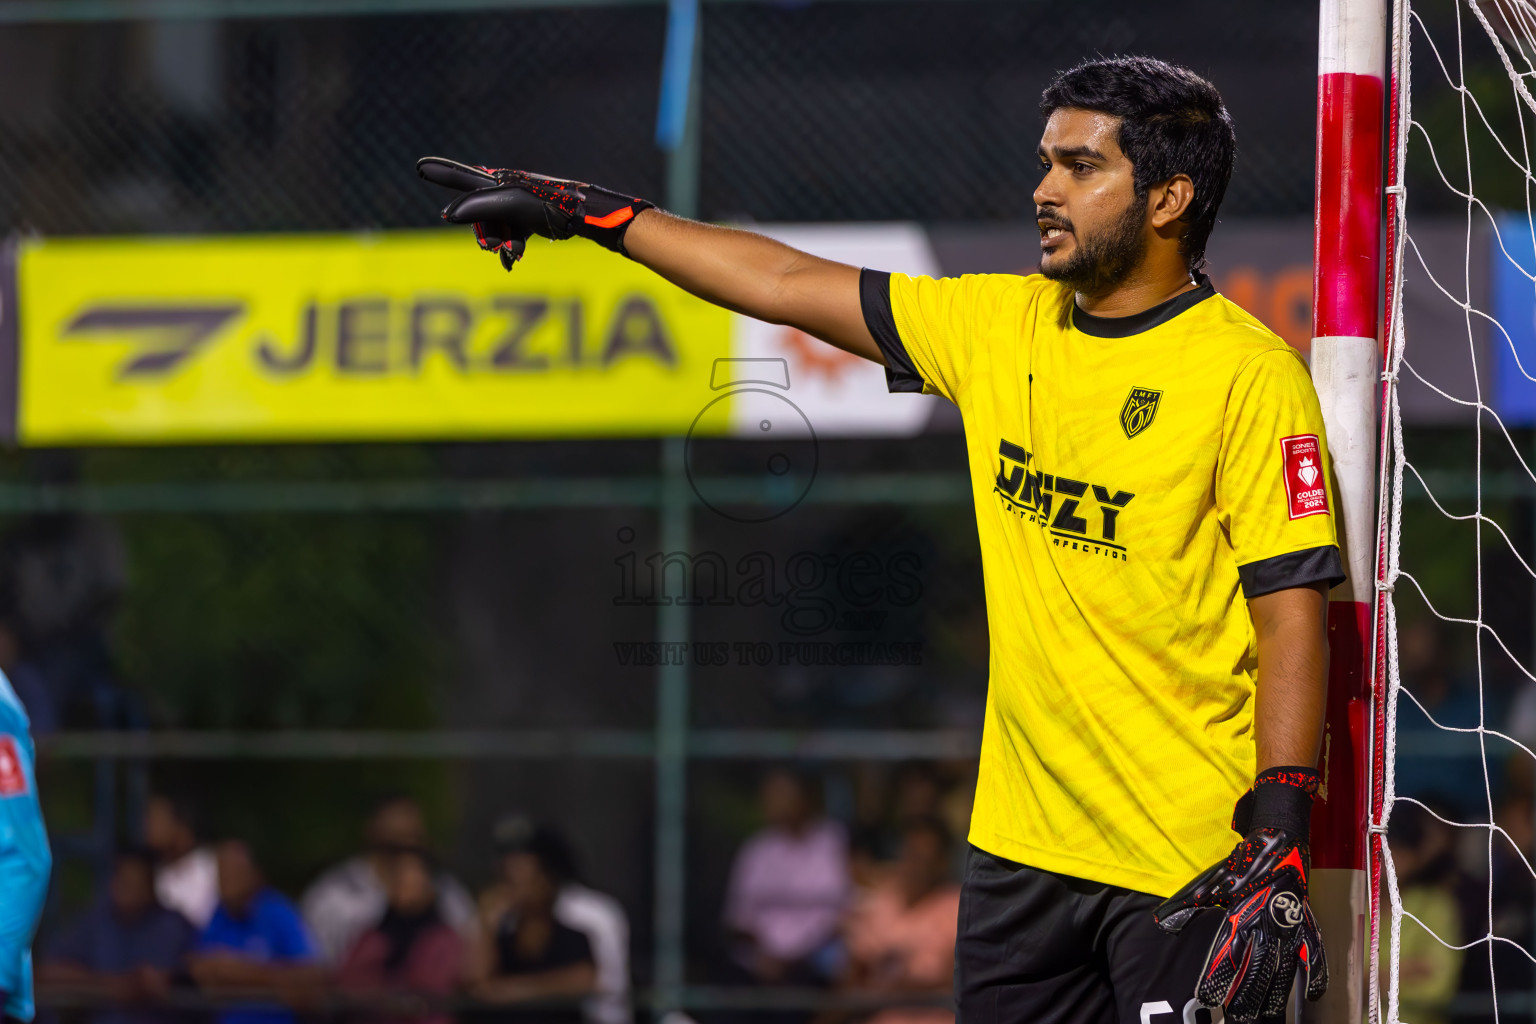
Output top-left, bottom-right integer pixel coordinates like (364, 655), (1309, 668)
(1074, 265), (1198, 319)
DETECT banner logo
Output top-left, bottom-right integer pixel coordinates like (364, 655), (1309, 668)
(1119, 386), (1162, 439)
(16, 233), (733, 443)
(63, 304), (244, 378)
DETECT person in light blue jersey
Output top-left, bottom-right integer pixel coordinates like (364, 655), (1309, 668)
(0, 669), (52, 1024)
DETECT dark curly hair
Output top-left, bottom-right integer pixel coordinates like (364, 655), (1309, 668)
(1040, 56), (1236, 273)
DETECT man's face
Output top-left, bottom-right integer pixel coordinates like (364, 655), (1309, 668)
(760, 771), (808, 830)
(895, 828), (947, 901)
(1034, 108), (1149, 293)
(110, 857), (155, 920)
(503, 852), (556, 916)
(142, 798), (178, 855)
(385, 851), (437, 916)
(368, 800), (427, 850)
(216, 840), (261, 914)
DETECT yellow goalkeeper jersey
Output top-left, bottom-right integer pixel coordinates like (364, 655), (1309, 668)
(861, 270), (1343, 897)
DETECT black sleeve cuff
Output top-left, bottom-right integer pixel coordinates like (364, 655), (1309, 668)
(859, 268), (925, 394)
(1237, 545), (1345, 599)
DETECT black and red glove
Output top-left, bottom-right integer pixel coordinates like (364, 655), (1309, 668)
(1153, 767), (1328, 1023)
(417, 157), (654, 270)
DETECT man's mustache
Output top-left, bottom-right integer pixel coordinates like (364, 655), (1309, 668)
(1036, 207), (1074, 233)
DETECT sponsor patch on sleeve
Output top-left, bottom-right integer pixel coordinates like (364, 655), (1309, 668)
(1280, 434), (1330, 520)
(0, 735), (28, 797)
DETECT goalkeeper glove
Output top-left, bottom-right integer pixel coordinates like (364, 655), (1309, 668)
(416, 157), (654, 271)
(1153, 766), (1328, 1024)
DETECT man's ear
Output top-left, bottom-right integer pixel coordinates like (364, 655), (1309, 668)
(1149, 175), (1196, 230)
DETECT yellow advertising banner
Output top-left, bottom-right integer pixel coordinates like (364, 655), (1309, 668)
(13, 232), (734, 444)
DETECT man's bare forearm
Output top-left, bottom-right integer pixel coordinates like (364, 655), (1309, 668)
(623, 209), (884, 363)
(1249, 582), (1329, 771)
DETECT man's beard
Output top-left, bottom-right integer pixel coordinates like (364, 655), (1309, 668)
(1039, 195), (1148, 293)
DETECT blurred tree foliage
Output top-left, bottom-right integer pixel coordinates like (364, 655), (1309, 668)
(27, 444), (458, 892)
(82, 445), (442, 726)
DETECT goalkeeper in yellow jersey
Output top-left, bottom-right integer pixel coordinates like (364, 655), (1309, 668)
(421, 55), (1338, 1024)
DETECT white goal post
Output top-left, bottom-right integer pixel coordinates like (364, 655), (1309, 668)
(1309, 0), (1389, 1021)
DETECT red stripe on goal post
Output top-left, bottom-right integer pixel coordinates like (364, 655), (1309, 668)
(1315, 72), (1386, 339)
(1309, 0), (1387, 1020)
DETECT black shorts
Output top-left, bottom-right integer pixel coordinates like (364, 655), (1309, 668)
(956, 846), (1240, 1024)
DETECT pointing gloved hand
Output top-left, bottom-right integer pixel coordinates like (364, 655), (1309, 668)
(417, 157), (655, 270)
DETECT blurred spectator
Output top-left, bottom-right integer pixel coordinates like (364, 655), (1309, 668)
(39, 848), (196, 1024)
(851, 763), (972, 879)
(1393, 619), (1487, 818)
(847, 827), (887, 898)
(468, 834), (595, 1024)
(0, 619), (55, 737)
(1503, 678), (1536, 751)
(143, 795), (219, 929)
(188, 840), (322, 1024)
(841, 818), (959, 1024)
(0, 493), (128, 728)
(722, 768), (850, 985)
(1384, 802), (1465, 1024)
(892, 764), (943, 826)
(1461, 756), (1536, 1020)
(850, 763), (946, 863)
(485, 818), (630, 1024)
(303, 796), (476, 965)
(1491, 757), (1536, 937)
(935, 762), (976, 861)
(335, 848), (464, 1024)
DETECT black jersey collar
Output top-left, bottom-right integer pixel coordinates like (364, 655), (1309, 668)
(1071, 274), (1216, 339)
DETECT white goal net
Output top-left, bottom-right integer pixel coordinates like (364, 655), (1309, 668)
(1377, 1), (1536, 1021)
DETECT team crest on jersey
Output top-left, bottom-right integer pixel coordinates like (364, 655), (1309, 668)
(1119, 387), (1162, 439)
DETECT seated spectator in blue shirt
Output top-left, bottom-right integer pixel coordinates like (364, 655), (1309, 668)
(187, 840), (322, 1024)
(39, 847), (196, 1024)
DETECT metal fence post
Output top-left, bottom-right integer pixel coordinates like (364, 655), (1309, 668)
(661, 0), (702, 219)
(653, 435), (691, 1015)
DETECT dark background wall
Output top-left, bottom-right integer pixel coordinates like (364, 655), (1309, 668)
(0, 2), (1322, 235)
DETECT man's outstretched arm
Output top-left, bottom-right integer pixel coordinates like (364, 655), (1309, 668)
(623, 210), (882, 363)
(415, 158), (883, 364)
